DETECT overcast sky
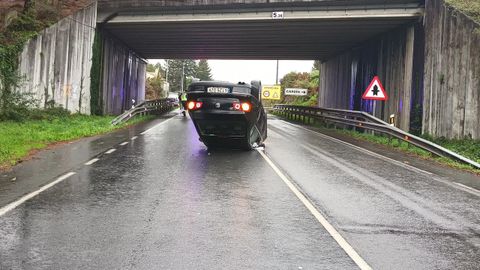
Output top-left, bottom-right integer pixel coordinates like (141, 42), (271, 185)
(148, 59), (314, 85)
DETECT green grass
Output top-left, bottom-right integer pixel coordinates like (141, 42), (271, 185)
(272, 111), (480, 174)
(0, 115), (153, 168)
(334, 128), (433, 158)
(445, 0), (480, 23)
(423, 136), (480, 163)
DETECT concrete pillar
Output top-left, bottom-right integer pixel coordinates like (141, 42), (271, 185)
(400, 26), (415, 131)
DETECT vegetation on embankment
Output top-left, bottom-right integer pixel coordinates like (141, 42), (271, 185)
(262, 62), (320, 108)
(0, 2), (58, 119)
(445, 0), (480, 22)
(272, 111), (480, 174)
(0, 112), (153, 169)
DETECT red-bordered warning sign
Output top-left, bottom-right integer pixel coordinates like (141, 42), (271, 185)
(362, 76), (388, 101)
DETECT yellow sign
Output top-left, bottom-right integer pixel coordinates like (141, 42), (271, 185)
(262, 85), (281, 100)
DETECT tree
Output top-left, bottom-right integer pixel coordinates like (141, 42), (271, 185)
(146, 64), (155, 72)
(146, 62), (163, 73)
(313, 60), (321, 71)
(279, 71), (318, 106)
(165, 59), (197, 92)
(145, 71), (165, 99)
(310, 69), (320, 89)
(196, 59), (213, 81)
(280, 72), (311, 90)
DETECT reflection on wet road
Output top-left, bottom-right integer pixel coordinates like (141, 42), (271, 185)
(0, 114), (479, 269)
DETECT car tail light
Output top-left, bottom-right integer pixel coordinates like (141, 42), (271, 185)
(241, 102), (251, 112)
(232, 102), (252, 112)
(187, 101), (203, 110)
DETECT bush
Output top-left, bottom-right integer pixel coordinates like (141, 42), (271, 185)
(0, 90), (71, 122)
(29, 106), (71, 121)
(0, 3), (59, 121)
(0, 91), (38, 121)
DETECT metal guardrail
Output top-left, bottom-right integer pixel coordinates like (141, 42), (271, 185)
(273, 105), (480, 170)
(111, 99), (174, 126)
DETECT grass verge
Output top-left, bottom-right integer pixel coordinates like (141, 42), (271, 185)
(0, 115), (153, 169)
(272, 112), (480, 175)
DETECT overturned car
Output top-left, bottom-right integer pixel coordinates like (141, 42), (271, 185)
(186, 81), (267, 150)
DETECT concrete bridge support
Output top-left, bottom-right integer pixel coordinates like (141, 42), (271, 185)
(422, 0), (480, 139)
(16, 3), (146, 115)
(96, 30), (146, 115)
(17, 3), (97, 114)
(319, 0), (480, 139)
(318, 24), (423, 133)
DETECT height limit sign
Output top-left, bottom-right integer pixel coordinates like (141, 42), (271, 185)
(362, 76), (388, 101)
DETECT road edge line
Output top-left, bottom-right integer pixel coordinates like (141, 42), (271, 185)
(0, 172), (76, 217)
(454, 182), (480, 195)
(256, 149), (372, 270)
(140, 116), (176, 135)
(279, 120), (433, 175)
(276, 120), (480, 197)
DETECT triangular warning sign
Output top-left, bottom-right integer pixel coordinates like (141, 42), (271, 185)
(362, 76), (388, 101)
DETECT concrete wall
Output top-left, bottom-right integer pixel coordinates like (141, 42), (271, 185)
(319, 24), (423, 132)
(18, 3), (97, 114)
(319, 0), (479, 139)
(99, 30), (146, 115)
(423, 0), (480, 139)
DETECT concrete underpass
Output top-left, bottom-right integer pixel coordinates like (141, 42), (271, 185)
(2, 1), (480, 269)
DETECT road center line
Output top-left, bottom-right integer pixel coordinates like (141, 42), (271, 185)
(105, 148), (116, 154)
(84, 158), (99, 165)
(256, 149), (372, 270)
(0, 172), (76, 217)
(120, 141), (129, 146)
(131, 136), (138, 141)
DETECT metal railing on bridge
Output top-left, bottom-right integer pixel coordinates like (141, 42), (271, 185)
(111, 99), (174, 126)
(273, 105), (480, 170)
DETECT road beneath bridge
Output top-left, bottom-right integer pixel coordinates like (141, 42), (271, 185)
(0, 112), (479, 269)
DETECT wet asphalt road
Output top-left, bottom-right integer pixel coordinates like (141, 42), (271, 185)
(0, 113), (479, 269)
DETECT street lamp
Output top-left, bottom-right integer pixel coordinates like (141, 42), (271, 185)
(276, 60), (279, 84)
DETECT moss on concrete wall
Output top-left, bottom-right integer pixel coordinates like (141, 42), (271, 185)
(445, 0), (480, 22)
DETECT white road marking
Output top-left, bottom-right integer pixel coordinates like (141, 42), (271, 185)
(84, 158), (99, 166)
(256, 149), (372, 270)
(0, 172), (76, 217)
(119, 141), (129, 146)
(105, 148), (116, 154)
(276, 121), (480, 197)
(454, 182), (480, 196)
(279, 120), (433, 175)
(140, 116), (175, 135)
(130, 136), (138, 141)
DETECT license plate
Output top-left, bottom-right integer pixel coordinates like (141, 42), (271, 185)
(207, 87), (229, 94)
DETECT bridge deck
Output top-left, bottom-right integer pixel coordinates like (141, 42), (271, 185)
(99, 0), (423, 60)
